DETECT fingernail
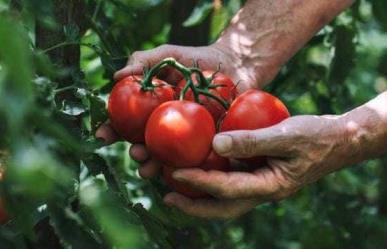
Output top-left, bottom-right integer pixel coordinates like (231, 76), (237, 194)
(213, 135), (233, 155)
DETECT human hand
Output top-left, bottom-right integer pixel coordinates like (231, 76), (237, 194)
(162, 114), (360, 219)
(98, 42), (275, 178)
(114, 44), (257, 92)
(96, 42), (284, 216)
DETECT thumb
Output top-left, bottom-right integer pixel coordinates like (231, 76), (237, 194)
(212, 129), (291, 158)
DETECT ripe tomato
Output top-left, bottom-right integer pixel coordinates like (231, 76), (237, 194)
(163, 150), (230, 198)
(0, 199), (7, 224)
(177, 71), (237, 122)
(220, 89), (290, 166)
(145, 101), (215, 168)
(108, 75), (175, 143)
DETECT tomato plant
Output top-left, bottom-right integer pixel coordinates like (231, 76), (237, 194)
(177, 71), (237, 121)
(220, 90), (290, 166)
(108, 75), (175, 143)
(163, 150), (230, 198)
(145, 100), (215, 168)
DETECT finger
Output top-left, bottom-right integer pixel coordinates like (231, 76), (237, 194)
(173, 168), (281, 199)
(114, 45), (184, 81)
(129, 144), (149, 163)
(213, 128), (294, 158)
(114, 63), (144, 81)
(138, 159), (161, 179)
(164, 192), (257, 219)
(95, 122), (121, 145)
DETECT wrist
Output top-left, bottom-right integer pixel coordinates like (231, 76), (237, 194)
(339, 94), (387, 165)
(211, 39), (281, 90)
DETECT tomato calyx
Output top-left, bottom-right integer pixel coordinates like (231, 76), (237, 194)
(140, 57), (230, 110)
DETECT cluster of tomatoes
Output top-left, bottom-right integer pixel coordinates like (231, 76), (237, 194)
(108, 58), (290, 198)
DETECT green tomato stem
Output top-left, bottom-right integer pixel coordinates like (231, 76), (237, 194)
(141, 57), (192, 91)
(196, 89), (230, 110)
(140, 57), (229, 109)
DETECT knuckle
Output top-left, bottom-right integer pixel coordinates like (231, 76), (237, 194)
(158, 44), (174, 51)
(239, 132), (258, 156)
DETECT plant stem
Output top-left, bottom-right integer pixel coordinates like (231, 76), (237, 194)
(197, 89), (229, 110)
(141, 57), (192, 91)
(41, 42), (96, 54)
(53, 85), (78, 94)
(140, 57), (229, 109)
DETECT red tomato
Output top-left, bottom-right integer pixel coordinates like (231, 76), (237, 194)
(177, 71), (237, 122)
(108, 75), (175, 143)
(220, 89), (290, 166)
(145, 101), (215, 168)
(0, 199), (7, 224)
(163, 150), (230, 198)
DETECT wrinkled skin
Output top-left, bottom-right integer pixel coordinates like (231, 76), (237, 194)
(220, 89), (290, 167)
(114, 45), (257, 92)
(162, 114), (368, 219)
(163, 150), (230, 199)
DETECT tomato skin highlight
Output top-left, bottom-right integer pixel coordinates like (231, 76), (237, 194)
(220, 90), (290, 166)
(163, 150), (230, 198)
(177, 71), (237, 122)
(108, 75), (175, 143)
(145, 100), (216, 168)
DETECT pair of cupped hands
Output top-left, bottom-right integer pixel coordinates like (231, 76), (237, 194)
(96, 44), (352, 219)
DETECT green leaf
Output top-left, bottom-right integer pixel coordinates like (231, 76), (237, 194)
(0, 226), (28, 249)
(64, 23), (81, 42)
(121, 0), (165, 10)
(0, 15), (34, 132)
(133, 204), (174, 249)
(79, 180), (145, 248)
(82, 153), (120, 192)
(183, 1), (213, 27)
(371, 0), (387, 31)
(8, 145), (74, 200)
(328, 25), (356, 85)
(48, 202), (106, 249)
(89, 94), (107, 133)
(210, 5), (230, 41)
(0, 16), (33, 89)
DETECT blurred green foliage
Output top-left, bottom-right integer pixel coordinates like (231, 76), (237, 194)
(0, 0), (386, 248)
